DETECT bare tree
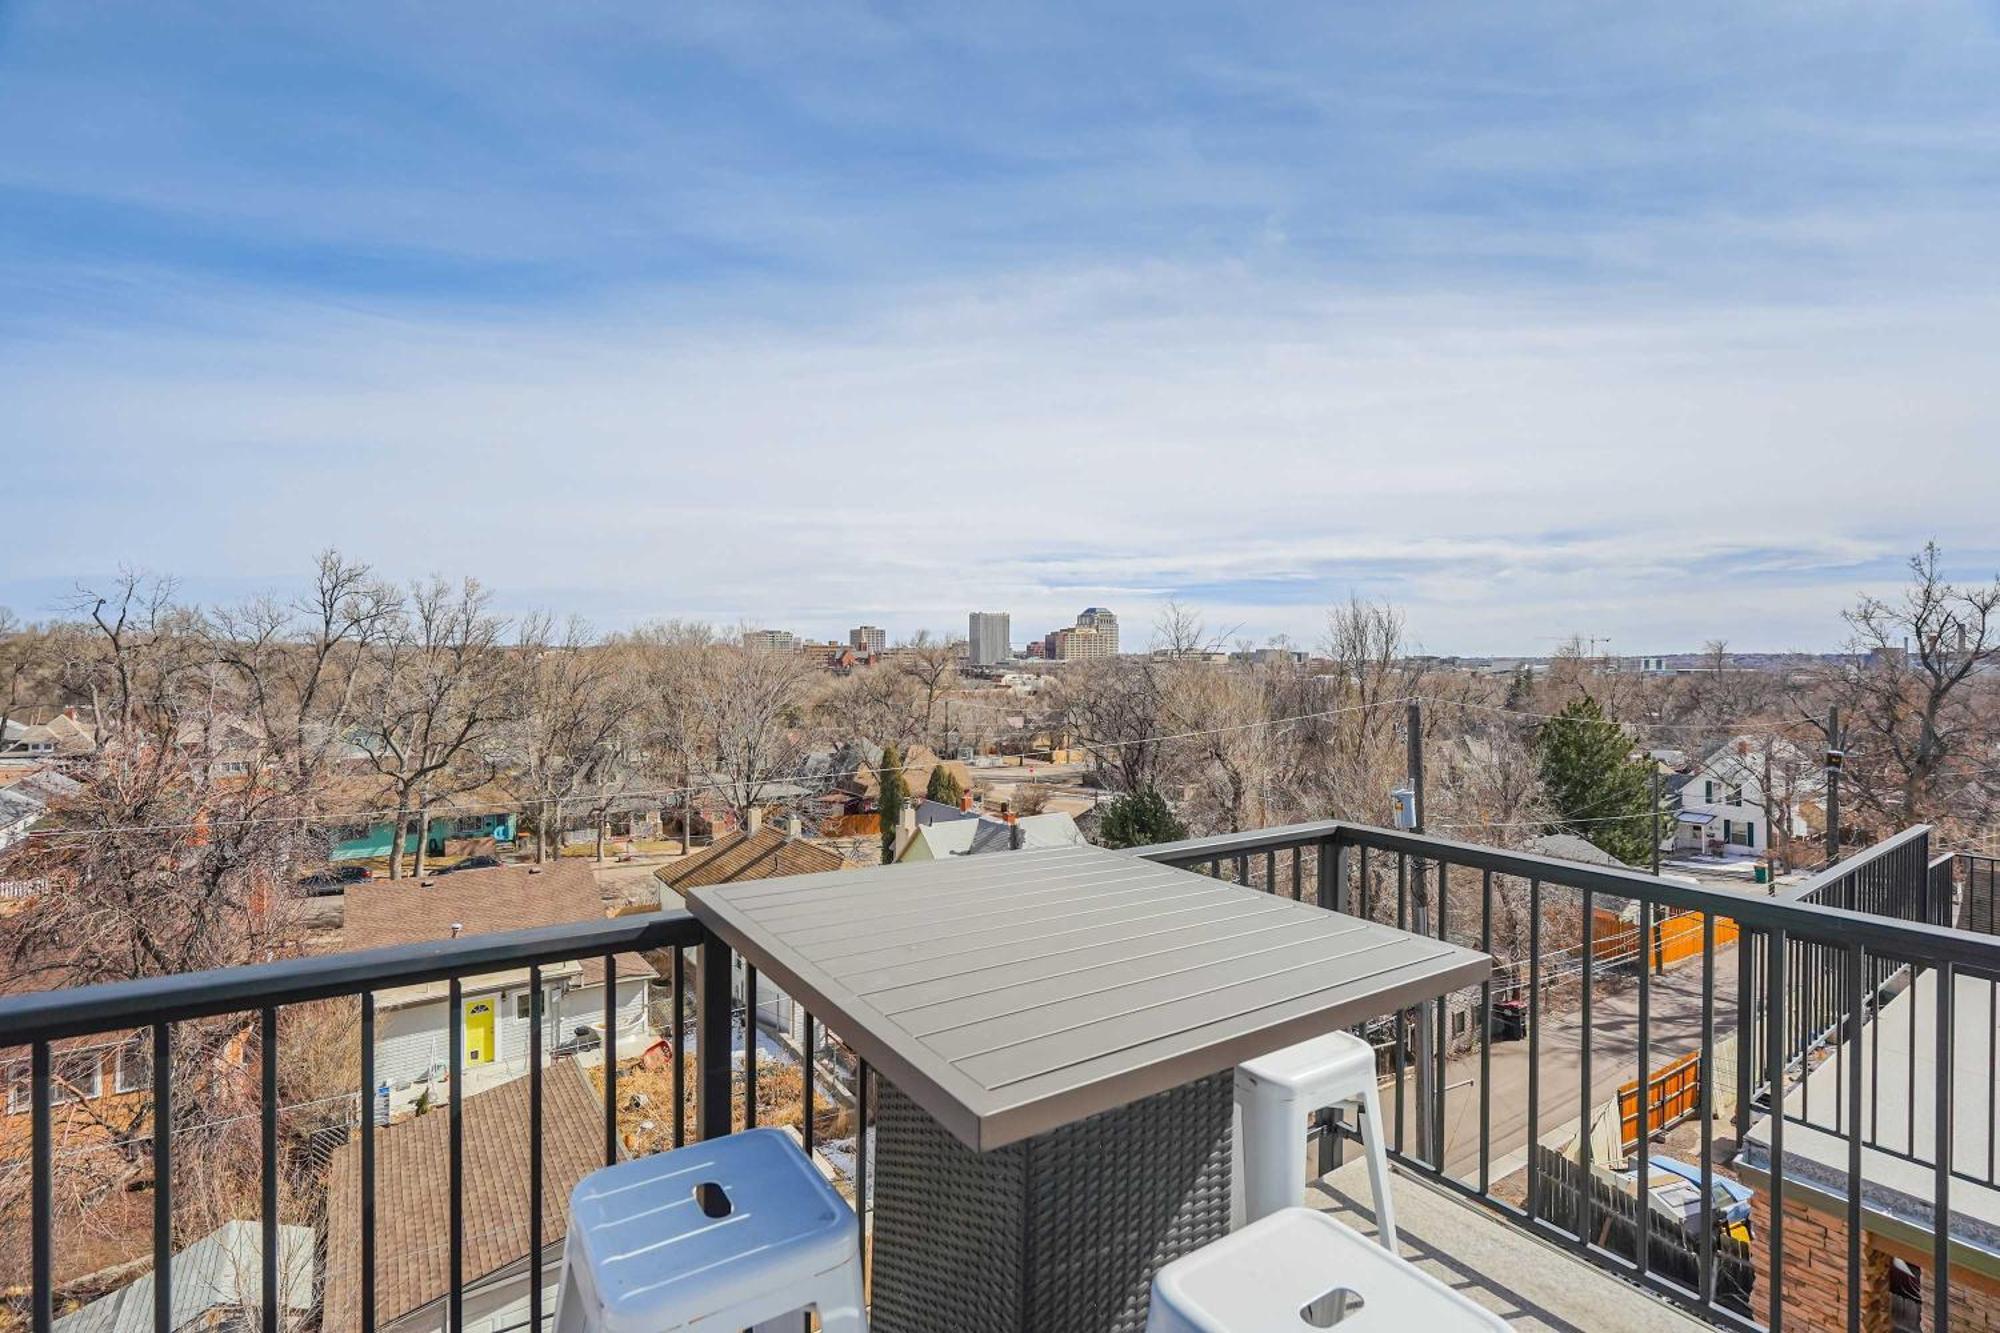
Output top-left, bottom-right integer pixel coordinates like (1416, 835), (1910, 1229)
(514, 613), (641, 861)
(1821, 543), (2000, 835)
(357, 577), (511, 878)
(686, 638), (814, 829)
(893, 630), (961, 749)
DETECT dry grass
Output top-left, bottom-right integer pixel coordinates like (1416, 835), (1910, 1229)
(588, 1053), (853, 1160)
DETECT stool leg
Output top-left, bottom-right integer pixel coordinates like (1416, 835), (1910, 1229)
(1354, 1085), (1398, 1254)
(1238, 1083), (1304, 1224)
(811, 1261), (869, 1332)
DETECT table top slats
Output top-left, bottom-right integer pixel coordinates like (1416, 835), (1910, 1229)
(739, 862), (1151, 934)
(688, 843), (1490, 1150)
(951, 936), (1449, 1085)
(874, 914), (1364, 1025)
(903, 921), (1381, 1046)
(778, 869), (1211, 952)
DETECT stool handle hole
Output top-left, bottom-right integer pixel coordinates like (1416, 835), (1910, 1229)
(1300, 1286), (1365, 1327)
(693, 1181), (732, 1219)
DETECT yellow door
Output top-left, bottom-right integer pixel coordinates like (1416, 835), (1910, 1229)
(463, 998), (496, 1066)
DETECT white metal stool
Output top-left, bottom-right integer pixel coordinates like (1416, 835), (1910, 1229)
(553, 1126), (866, 1333)
(1235, 1031), (1396, 1251)
(1146, 1207), (1506, 1332)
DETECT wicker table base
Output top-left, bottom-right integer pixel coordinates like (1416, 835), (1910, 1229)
(867, 1072), (1234, 1333)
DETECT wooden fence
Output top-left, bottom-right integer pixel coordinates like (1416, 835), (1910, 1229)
(1617, 1049), (1703, 1151)
(1531, 1144), (1755, 1315)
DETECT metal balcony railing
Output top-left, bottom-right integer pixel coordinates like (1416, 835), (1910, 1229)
(5, 821), (1997, 1333)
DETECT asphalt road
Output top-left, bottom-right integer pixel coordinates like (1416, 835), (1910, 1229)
(1382, 940), (1743, 1181)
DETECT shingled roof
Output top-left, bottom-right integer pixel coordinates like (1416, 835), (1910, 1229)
(654, 825), (846, 890)
(321, 1061), (603, 1333)
(340, 861), (651, 990)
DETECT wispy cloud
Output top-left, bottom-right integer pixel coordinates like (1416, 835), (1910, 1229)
(3, 2), (1999, 651)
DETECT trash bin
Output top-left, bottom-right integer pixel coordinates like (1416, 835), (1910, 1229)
(1754, 863), (1771, 884)
(1488, 999), (1527, 1041)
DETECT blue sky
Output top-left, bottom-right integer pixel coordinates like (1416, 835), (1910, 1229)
(4, 3), (1999, 653)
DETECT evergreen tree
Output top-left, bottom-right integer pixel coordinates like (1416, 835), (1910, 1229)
(1095, 788), (1188, 850)
(1534, 695), (1659, 865)
(878, 743), (908, 863)
(925, 764), (964, 807)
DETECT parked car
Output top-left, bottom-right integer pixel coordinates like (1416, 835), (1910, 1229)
(298, 864), (372, 896)
(433, 854), (504, 876)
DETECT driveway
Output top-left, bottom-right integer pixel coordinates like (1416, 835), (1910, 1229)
(1382, 941), (1742, 1180)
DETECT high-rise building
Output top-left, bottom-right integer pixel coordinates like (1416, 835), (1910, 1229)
(849, 625), (886, 654)
(968, 612), (1011, 666)
(1075, 607), (1119, 656)
(741, 629), (796, 653)
(1052, 625), (1115, 662)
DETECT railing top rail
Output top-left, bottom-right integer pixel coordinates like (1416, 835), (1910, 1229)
(1138, 819), (2000, 968)
(0, 909), (706, 1047)
(1775, 823), (1932, 902)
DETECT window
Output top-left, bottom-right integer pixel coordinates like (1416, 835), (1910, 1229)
(8, 1051), (104, 1114)
(116, 1038), (152, 1094)
(1727, 784), (1744, 806)
(1733, 822), (1756, 848)
(1704, 781), (1716, 802)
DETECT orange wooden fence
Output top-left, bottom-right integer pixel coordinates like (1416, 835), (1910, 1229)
(1618, 1048), (1703, 1151)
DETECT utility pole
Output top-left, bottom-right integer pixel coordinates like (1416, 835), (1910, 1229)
(1406, 701), (1438, 1162)
(1825, 705), (1842, 866)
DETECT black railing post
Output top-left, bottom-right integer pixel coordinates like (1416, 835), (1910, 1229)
(153, 1023), (173, 1333)
(31, 1041), (51, 1333)
(360, 995), (376, 1333)
(696, 931), (734, 1140)
(260, 1007), (279, 1333)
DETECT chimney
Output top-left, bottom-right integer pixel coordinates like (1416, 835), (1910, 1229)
(960, 791), (974, 813)
(62, 706), (78, 722)
(1002, 805), (1017, 825)
(784, 813), (803, 840)
(449, 922), (463, 938)
(745, 807), (764, 836)
(891, 802), (918, 861)
(1010, 822), (1025, 851)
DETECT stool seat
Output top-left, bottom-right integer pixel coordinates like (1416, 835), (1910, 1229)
(1147, 1208), (1507, 1332)
(1236, 1031), (1374, 1096)
(556, 1128), (863, 1333)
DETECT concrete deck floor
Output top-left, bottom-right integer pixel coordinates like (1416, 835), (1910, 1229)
(1309, 1159), (1712, 1331)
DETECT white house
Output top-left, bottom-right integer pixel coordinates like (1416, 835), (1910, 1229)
(1673, 737), (1819, 856)
(341, 863), (654, 1098)
(897, 809), (1087, 861)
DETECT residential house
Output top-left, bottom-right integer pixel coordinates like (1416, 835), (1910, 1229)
(54, 1221), (313, 1333)
(655, 815), (846, 1040)
(1672, 736), (1818, 856)
(322, 1063), (604, 1333)
(896, 809), (1088, 861)
(324, 779), (522, 863)
(341, 863), (654, 1097)
(1, 710), (96, 767)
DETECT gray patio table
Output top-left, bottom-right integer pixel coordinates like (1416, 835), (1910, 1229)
(686, 842), (1490, 1333)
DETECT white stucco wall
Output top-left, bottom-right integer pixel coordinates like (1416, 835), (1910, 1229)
(373, 976), (652, 1091)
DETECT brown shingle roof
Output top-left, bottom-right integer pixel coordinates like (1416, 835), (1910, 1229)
(654, 826), (846, 890)
(320, 1060), (604, 1333)
(339, 862), (651, 985)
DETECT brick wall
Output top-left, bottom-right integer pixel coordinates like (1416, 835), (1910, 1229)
(1750, 1188), (2000, 1332)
